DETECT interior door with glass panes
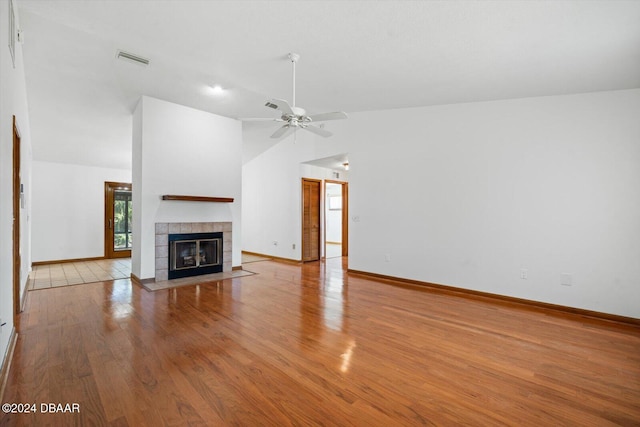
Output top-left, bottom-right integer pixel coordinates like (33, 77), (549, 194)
(105, 182), (132, 258)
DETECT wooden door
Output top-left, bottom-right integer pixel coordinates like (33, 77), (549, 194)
(105, 182), (132, 258)
(302, 179), (321, 262)
(13, 116), (21, 317)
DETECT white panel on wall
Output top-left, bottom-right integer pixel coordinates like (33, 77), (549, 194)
(326, 182), (343, 244)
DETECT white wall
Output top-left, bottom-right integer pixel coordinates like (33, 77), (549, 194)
(31, 161), (131, 262)
(131, 100), (143, 279)
(0, 0), (32, 370)
(132, 96), (242, 280)
(242, 139), (303, 259)
(242, 138), (346, 260)
(242, 89), (640, 318)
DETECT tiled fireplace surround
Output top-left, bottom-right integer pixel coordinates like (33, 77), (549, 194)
(155, 222), (232, 282)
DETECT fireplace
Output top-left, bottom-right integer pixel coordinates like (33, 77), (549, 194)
(169, 232), (223, 279)
(155, 222), (232, 282)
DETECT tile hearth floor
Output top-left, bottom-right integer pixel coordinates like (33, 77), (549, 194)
(30, 258), (131, 290)
(141, 269), (256, 292)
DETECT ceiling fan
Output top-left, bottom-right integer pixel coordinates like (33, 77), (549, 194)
(244, 53), (348, 140)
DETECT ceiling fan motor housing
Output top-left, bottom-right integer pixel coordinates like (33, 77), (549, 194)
(290, 106), (306, 116)
(288, 52), (300, 63)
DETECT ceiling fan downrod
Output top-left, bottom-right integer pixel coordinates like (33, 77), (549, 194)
(288, 52), (300, 108)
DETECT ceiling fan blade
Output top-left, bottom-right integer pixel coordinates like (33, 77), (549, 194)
(265, 98), (294, 116)
(303, 124), (333, 137)
(270, 125), (296, 139)
(239, 118), (284, 122)
(306, 111), (348, 122)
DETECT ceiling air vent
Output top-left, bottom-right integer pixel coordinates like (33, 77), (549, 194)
(116, 50), (150, 66)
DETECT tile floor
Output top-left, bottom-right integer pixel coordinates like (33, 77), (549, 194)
(30, 253), (275, 291)
(29, 256), (261, 290)
(30, 258), (131, 289)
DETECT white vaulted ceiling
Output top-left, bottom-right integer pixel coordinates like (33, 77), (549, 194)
(16, 0), (640, 169)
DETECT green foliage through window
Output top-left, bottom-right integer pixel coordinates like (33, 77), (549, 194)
(114, 191), (132, 250)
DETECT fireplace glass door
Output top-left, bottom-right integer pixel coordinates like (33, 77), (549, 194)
(198, 239), (220, 267)
(171, 238), (221, 271)
(174, 240), (198, 270)
(168, 232), (223, 279)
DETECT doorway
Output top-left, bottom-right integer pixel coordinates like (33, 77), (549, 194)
(104, 182), (132, 259)
(301, 178), (321, 262)
(324, 180), (348, 258)
(13, 116), (22, 317)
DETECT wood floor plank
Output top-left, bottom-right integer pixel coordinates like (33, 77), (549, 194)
(2, 258), (639, 426)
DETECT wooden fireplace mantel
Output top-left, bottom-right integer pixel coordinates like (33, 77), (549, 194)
(161, 195), (234, 203)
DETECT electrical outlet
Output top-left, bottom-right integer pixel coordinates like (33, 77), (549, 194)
(272, 241), (278, 246)
(561, 273), (572, 286)
(292, 243), (296, 250)
(384, 254), (391, 262)
(520, 269), (528, 280)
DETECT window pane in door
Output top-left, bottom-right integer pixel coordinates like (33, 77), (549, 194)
(114, 190), (132, 250)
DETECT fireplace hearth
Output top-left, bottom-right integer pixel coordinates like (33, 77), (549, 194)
(169, 232), (223, 279)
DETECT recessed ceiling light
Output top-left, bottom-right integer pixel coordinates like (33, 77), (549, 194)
(208, 85), (224, 96)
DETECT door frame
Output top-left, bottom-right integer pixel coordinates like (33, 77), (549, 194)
(301, 178), (322, 262)
(13, 116), (22, 318)
(104, 181), (132, 259)
(324, 179), (349, 257)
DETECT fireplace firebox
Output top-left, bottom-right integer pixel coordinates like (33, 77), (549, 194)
(168, 232), (223, 279)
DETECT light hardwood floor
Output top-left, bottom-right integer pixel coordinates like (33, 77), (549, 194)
(2, 257), (639, 426)
(325, 242), (342, 259)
